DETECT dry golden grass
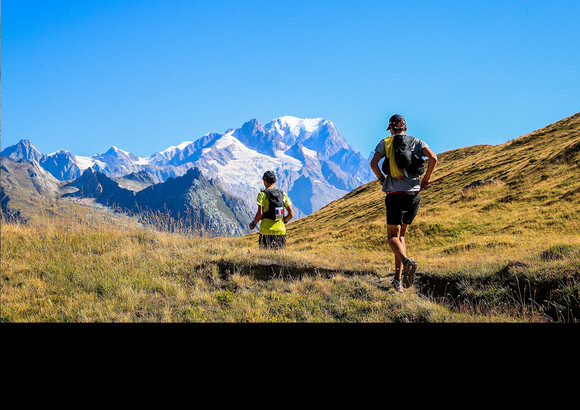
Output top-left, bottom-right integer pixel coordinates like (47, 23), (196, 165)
(2, 199), (525, 323)
(284, 113), (580, 278)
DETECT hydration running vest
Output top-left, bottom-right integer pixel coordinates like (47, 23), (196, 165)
(261, 188), (285, 221)
(381, 134), (425, 178)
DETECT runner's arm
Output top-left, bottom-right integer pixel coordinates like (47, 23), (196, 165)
(249, 205), (263, 229)
(421, 147), (438, 189)
(370, 152), (386, 184)
(284, 204), (294, 224)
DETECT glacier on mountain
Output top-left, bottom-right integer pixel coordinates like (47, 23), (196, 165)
(1, 116), (374, 218)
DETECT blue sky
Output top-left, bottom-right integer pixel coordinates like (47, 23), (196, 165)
(2, 0), (579, 158)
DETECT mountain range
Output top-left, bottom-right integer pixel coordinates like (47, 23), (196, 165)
(1, 116), (374, 235)
(0, 156), (254, 236)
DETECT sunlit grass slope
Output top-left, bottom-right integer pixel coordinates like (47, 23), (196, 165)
(277, 112), (580, 277)
(2, 201), (495, 322)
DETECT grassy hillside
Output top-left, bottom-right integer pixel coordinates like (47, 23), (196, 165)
(241, 113), (580, 320)
(2, 202), (493, 323)
(1, 113), (579, 322)
(281, 112), (580, 271)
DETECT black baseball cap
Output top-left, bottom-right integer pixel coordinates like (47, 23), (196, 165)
(262, 170), (277, 183)
(388, 114), (406, 130)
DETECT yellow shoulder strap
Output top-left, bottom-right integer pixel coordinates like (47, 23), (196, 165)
(384, 137), (404, 179)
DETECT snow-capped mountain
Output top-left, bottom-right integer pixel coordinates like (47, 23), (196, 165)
(265, 116), (350, 159)
(1, 116), (374, 217)
(183, 118), (373, 216)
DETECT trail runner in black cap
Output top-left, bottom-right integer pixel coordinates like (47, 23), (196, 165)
(370, 114), (438, 291)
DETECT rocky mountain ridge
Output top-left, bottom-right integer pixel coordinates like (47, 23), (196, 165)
(2, 116), (374, 218)
(0, 157), (252, 236)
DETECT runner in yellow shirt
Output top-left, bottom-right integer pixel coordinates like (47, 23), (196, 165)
(249, 171), (294, 250)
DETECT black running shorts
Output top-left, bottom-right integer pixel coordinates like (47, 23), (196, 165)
(385, 192), (421, 225)
(259, 234), (287, 250)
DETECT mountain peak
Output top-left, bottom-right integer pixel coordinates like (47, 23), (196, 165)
(82, 166), (97, 176)
(1, 139), (43, 162)
(64, 167), (103, 198)
(105, 146), (125, 155)
(233, 118), (283, 156)
(98, 146), (140, 163)
(240, 118), (265, 134)
(266, 116), (325, 135)
(18, 139), (35, 147)
(264, 116), (348, 158)
(271, 116), (326, 129)
(48, 149), (75, 158)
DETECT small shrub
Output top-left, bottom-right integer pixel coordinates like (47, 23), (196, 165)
(215, 290), (235, 305)
(540, 245), (580, 261)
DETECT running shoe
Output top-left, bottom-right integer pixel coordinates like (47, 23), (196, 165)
(402, 258), (417, 288)
(391, 278), (403, 292)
